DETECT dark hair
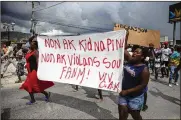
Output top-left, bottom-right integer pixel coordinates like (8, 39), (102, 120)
(140, 47), (149, 63)
(22, 48), (28, 54)
(142, 47), (149, 58)
(132, 45), (140, 52)
(29, 36), (36, 43)
(32, 41), (38, 50)
(17, 43), (22, 49)
(149, 43), (154, 47)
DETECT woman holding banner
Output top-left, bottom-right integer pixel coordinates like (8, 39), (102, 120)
(118, 31), (150, 120)
(20, 36), (54, 105)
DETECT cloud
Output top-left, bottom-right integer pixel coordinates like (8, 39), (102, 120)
(1, 2), (180, 40)
(40, 29), (77, 36)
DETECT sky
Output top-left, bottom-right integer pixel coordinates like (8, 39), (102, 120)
(1, 1), (181, 40)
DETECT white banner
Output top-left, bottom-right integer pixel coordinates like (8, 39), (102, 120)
(37, 30), (126, 92)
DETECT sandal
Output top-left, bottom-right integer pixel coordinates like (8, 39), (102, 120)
(26, 101), (35, 105)
(45, 92), (51, 102)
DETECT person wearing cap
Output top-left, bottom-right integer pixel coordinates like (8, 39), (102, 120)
(160, 42), (172, 78)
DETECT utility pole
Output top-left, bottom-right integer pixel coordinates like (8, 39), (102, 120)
(30, 1), (35, 35)
(30, 1), (40, 35)
(173, 21), (176, 46)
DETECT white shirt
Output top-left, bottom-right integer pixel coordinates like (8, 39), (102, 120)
(155, 58), (161, 67)
(1, 46), (14, 59)
(16, 49), (23, 57)
(161, 48), (171, 61)
(129, 52), (133, 56)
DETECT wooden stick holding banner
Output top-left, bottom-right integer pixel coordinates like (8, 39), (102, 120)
(37, 30), (127, 92)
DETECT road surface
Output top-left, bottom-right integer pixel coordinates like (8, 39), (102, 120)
(1, 64), (180, 119)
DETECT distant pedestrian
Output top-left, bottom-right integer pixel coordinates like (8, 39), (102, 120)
(1, 41), (17, 78)
(15, 43), (26, 83)
(148, 43), (156, 74)
(168, 45), (180, 87)
(161, 42), (172, 78)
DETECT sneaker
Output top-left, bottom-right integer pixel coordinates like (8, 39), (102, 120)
(175, 83), (179, 86)
(169, 84), (172, 87)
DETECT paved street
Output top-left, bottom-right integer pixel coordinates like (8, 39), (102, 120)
(1, 64), (180, 119)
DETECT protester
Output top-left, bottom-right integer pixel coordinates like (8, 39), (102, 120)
(1, 41), (17, 78)
(20, 36), (54, 105)
(168, 45), (180, 87)
(154, 53), (161, 80)
(118, 31), (150, 120)
(161, 42), (171, 78)
(148, 43), (156, 74)
(15, 43), (26, 83)
(174, 49), (181, 81)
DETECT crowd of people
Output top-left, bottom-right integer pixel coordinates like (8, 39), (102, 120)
(127, 42), (181, 87)
(1, 32), (181, 120)
(1, 41), (27, 83)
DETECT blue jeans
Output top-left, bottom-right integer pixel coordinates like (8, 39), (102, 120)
(169, 66), (179, 84)
(118, 93), (144, 110)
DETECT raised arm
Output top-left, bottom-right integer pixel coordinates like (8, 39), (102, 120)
(124, 30), (132, 62)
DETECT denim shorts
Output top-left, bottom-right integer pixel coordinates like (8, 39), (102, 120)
(118, 93), (144, 110)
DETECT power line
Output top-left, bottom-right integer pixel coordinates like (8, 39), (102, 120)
(35, 19), (109, 32)
(36, 19), (103, 32)
(33, 2), (65, 12)
(34, 11), (113, 28)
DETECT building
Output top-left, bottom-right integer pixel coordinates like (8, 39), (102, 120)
(160, 36), (169, 43)
(168, 40), (181, 46)
(160, 36), (181, 46)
